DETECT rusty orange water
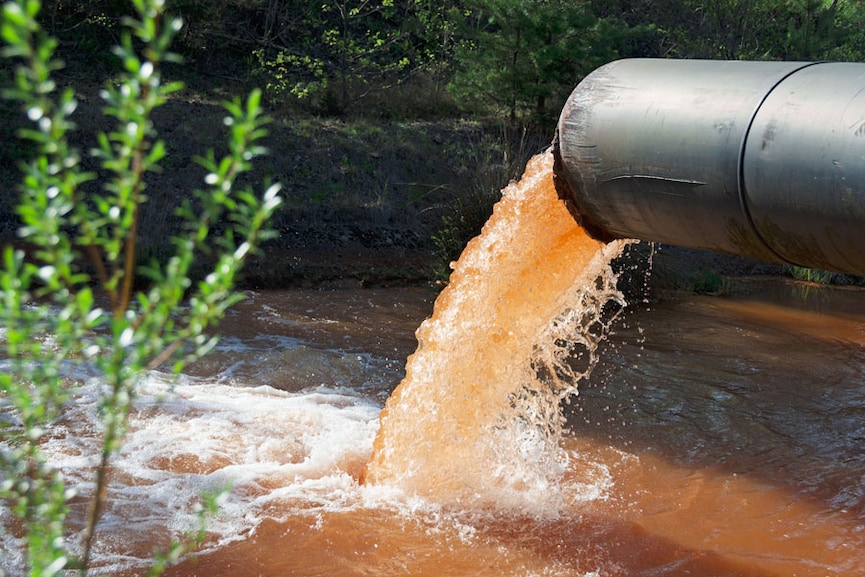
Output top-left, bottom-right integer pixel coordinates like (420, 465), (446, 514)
(363, 150), (628, 512)
(174, 153), (864, 577)
(152, 278), (865, 577)
(5, 151), (865, 576)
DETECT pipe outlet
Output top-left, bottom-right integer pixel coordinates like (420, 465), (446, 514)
(554, 58), (865, 277)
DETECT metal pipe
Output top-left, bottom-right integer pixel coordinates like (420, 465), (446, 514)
(554, 58), (865, 277)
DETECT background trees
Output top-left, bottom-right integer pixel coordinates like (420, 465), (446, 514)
(25, 0), (865, 125)
(449, 0), (615, 122)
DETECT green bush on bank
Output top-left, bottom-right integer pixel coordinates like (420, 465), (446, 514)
(0, 0), (281, 574)
(785, 265), (865, 287)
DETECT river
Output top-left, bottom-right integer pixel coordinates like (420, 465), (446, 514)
(170, 280), (865, 577)
(3, 151), (865, 575)
(3, 278), (863, 576)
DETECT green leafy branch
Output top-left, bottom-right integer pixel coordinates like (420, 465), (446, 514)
(0, 0), (282, 575)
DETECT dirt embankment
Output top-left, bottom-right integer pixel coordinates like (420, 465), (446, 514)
(1, 82), (545, 287)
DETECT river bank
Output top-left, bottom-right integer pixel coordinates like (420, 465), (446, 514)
(0, 83), (851, 293)
(0, 80), (553, 287)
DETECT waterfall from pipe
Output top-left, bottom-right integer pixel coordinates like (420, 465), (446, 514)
(364, 150), (630, 516)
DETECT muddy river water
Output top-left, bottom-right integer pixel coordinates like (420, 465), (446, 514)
(164, 279), (865, 577)
(5, 278), (861, 576)
(164, 274), (865, 577)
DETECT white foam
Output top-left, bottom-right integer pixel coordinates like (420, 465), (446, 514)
(0, 373), (620, 575)
(2, 372), (386, 572)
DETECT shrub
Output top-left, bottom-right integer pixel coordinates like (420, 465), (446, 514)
(689, 268), (728, 295)
(786, 265), (838, 285)
(0, 0), (281, 574)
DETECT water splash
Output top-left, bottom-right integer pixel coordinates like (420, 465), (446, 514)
(364, 150), (629, 515)
(0, 367), (384, 575)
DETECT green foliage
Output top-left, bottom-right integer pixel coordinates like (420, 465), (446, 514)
(448, 0), (636, 123)
(599, 0), (865, 61)
(255, 48), (328, 101)
(786, 265), (838, 285)
(252, 0), (459, 114)
(689, 268), (728, 295)
(18, 0), (865, 121)
(760, 0), (865, 60)
(0, 0), (281, 574)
